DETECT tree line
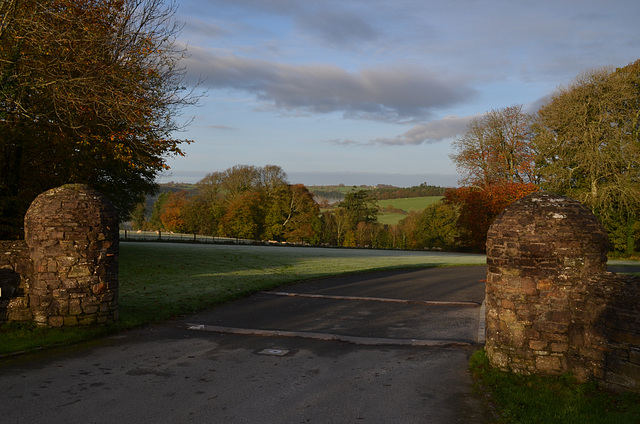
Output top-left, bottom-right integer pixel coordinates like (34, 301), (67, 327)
(133, 165), (320, 243)
(312, 183), (449, 204)
(448, 60), (640, 254)
(132, 164), (459, 250)
(371, 183), (448, 200)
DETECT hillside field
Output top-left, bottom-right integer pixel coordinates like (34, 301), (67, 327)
(378, 196), (444, 225)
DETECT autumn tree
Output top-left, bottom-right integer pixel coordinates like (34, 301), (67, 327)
(396, 212), (421, 249)
(186, 172), (227, 235)
(0, 0), (197, 238)
(218, 191), (264, 240)
(446, 104), (538, 251)
(533, 61), (640, 253)
(159, 191), (188, 233)
(355, 221), (387, 248)
(259, 164), (289, 197)
(319, 211), (339, 246)
(222, 165), (262, 198)
(451, 105), (536, 185)
(444, 182), (538, 251)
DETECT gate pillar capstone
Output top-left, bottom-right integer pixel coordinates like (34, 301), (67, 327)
(24, 184), (119, 327)
(485, 192), (609, 380)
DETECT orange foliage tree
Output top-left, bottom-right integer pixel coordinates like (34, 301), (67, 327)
(447, 104), (539, 251)
(159, 191), (188, 233)
(445, 182), (538, 251)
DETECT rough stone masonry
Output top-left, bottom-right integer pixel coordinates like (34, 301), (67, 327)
(485, 192), (640, 392)
(0, 184), (119, 327)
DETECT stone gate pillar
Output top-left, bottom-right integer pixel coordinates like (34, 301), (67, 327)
(485, 192), (609, 380)
(24, 184), (119, 327)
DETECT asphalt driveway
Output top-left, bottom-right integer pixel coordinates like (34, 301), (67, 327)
(0, 265), (488, 424)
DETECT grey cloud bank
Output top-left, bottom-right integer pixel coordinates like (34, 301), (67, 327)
(186, 49), (476, 122)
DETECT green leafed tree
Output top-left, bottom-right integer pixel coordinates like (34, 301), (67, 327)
(533, 60), (640, 253)
(415, 202), (460, 250)
(0, 0), (197, 238)
(149, 191), (170, 230)
(130, 201), (148, 231)
(338, 189), (378, 228)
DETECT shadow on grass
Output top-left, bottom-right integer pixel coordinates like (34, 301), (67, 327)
(3, 242), (485, 356)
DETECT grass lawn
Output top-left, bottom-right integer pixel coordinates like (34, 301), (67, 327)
(470, 350), (640, 423)
(0, 242), (485, 355)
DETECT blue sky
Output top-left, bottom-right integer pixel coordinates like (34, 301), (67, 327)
(161, 0), (640, 187)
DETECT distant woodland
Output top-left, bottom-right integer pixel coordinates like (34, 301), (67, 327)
(131, 165), (458, 251)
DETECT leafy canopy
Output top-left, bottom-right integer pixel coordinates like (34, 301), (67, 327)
(533, 60), (640, 253)
(0, 0), (197, 238)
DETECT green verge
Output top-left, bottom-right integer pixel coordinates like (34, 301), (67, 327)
(0, 242), (485, 356)
(470, 349), (640, 423)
